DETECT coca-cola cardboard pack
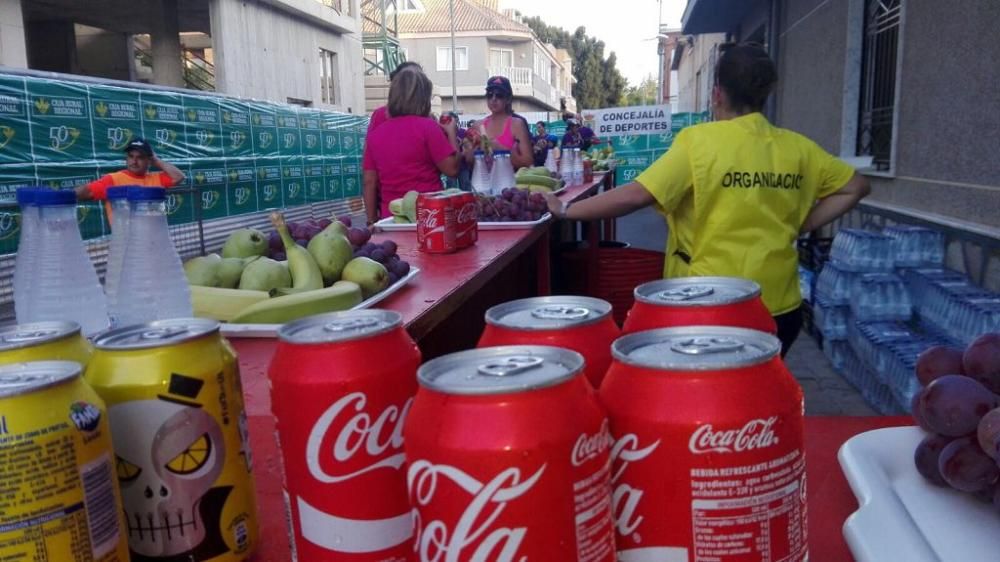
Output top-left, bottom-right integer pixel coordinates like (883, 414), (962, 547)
(416, 192), (457, 253)
(405, 346), (617, 562)
(453, 191), (478, 248)
(269, 310), (420, 561)
(601, 326), (807, 562)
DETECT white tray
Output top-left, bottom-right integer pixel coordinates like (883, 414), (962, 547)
(375, 213), (551, 231)
(219, 267), (420, 338)
(838, 425), (1000, 562)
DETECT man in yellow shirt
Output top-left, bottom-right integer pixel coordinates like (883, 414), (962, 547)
(545, 43), (870, 355)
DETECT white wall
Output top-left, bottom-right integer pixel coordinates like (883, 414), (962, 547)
(675, 33), (725, 114)
(0, 0), (28, 68)
(209, 0), (364, 113)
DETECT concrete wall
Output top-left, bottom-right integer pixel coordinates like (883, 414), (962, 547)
(209, 0), (364, 112)
(674, 33), (725, 114)
(400, 35), (491, 94)
(75, 24), (132, 81)
(0, 0), (27, 68)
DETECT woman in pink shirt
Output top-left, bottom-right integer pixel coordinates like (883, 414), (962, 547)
(462, 76), (533, 169)
(363, 69), (460, 224)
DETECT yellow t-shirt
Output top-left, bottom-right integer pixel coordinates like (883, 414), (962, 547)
(636, 112), (856, 315)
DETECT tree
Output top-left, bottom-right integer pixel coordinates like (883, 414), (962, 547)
(623, 75), (658, 107)
(522, 16), (626, 110)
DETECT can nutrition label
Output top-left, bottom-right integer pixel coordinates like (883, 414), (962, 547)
(689, 450), (807, 562)
(573, 462), (615, 562)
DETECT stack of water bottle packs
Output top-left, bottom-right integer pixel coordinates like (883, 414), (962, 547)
(813, 225), (1000, 413)
(13, 186), (192, 336)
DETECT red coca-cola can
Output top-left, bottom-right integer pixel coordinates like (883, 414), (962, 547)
(601, 326), (806, 562)
(405, 346), (616, 562)
(269, 309), (421, 561)
(453, 191), (478, 248)
(623, 276), (778, 335)
(478, 296), (620, 388)
(416, 192), (457, 254)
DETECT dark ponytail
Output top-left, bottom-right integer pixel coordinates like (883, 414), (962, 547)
(714, 43), (777, 113)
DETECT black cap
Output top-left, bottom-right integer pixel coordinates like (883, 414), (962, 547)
(485, 76), (513, 97)
(124, 137), (153, 156)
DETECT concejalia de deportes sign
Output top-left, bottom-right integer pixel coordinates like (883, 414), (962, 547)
(585, 104), (671, 137)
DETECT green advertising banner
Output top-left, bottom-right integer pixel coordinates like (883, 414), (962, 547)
(165, 162), (194, 226)
(249, 101), (279, 157)
(183, 96), (224, 159)
(276, 107), (301, 155)
(281, 159), (306, 207)
(140, 90), (188, 159)
(298, 109), (323, 157)
(303, 159), (325, 203)
(342, 159), (360, 198)
(0, 76), (30, 166)
(225, 159), (259, 216)
(325, 159), (343, 201)
(256, 160), (283, 209)
(0, 164), (35, 254)
(90, 85), (143, 160)
(27, 79), (94, 162)
(190, 159), (228, 221)
(219, 98), (253, 158)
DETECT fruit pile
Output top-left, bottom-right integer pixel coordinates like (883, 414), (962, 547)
(911, 333), (1000, 508)
(476, 189), (549, 223)
(514, 167), (562, 193)
(184, 213), (412, 324)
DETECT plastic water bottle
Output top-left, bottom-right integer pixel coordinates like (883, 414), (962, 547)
(543, 147), (558, 175)
(25, 189), (109, 336)
(471, 150), (490, 193)
(558, 147), (572, 183)
(489, 150), (516, 194)
(114, 187), (191, 327)
(103, 186), (132, 327)
(13, 188), (42, 322)
(571, 148), (584, 185)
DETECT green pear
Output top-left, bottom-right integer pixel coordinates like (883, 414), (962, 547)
(217, 256), (259, 289)
(183, 254), (222, 287)
(222, 228), (268, 259)
(323, 220), (349, 237)
(307, 231), (354, 285)
(239, 257), (292, 292)
(341, 257), (390, 298)
(402, 191), (419, 222)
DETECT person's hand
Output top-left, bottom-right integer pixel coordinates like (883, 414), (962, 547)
(439, 118), (458, 137)
(542, 192), (566, 218)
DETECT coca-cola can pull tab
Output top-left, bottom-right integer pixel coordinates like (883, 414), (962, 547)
(4, 329), (60, 344)
(323, 317), (381, 333)
(656, 285), (715, 302)
(140, 326), (189, 340)
(671, 337), (746, 355)
(531, 305), (591, 321)
(478, 356), (545, 377)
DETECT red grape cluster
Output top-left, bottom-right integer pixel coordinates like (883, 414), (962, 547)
(267, 214), (411, 287)
(476, 188), (548, 222)
(912, 333), (1000, 509)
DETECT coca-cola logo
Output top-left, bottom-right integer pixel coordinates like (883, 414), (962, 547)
(408, 460), (545, 561)
(418, 207), (441, 229)
(610, 434), (660, 538)
(688, 416), (779, 454)
(456, 202), (477, 223)
(571, 420), (612, 467)
(305, 392), (411, 483)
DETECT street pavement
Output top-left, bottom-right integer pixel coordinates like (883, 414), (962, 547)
(614, 206), (876, 416)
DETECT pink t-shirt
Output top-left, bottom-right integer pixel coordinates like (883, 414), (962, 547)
(367, 106), (389, 134)
(364, 115), (455, 216)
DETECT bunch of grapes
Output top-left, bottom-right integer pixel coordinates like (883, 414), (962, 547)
(475, 188), (548, 222)
(351, 232), (411, 286)
(911, 333), (1000, 509)
(266, 217), (332, 261)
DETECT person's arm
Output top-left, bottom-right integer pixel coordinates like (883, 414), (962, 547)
(433, 120), (461, 177)
(542, 182), (655, 221)
(153, 156), (185, 185)
(363, 170), (380, 226)
(75, 175), (113, 200)
(509, 118), (534, 169)
(800, 172), (871, 233)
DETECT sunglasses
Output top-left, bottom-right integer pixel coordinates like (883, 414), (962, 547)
(485, 92), (507, 100)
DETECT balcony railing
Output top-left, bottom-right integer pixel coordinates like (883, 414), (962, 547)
(489, 66), (531, 87)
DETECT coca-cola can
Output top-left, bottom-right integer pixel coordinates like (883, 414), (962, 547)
(601, 326), (806, 562)
(405, 346), (616, 562)
(269, 310), (421, 561)
(453, 191), (478, 248)
(478, 296), (620, 388)
(416, 192), (457, 254)
(623, 276), (777, 335)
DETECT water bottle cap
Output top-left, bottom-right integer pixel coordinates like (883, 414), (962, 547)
(33, 189), (77, 206)
(106, 186), (130, 200)
(16, 187), (43, 205)
(126, 187), (167, 201)
(493, 150), (511, 156)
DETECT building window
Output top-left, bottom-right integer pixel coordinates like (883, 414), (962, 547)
(489, 48), (514, 69)
(857, 0), (901, 170)
(436, 46), (468, 71)
(386, 0), (425, 13)
(319, 48), (339, 105)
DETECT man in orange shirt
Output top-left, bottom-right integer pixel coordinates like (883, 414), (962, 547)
(76, 138), (186, 200)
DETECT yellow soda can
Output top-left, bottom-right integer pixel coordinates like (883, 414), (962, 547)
(85, 318), (258, 561)
(0, 321), (93, 366)
(0, 360), (130, 561)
